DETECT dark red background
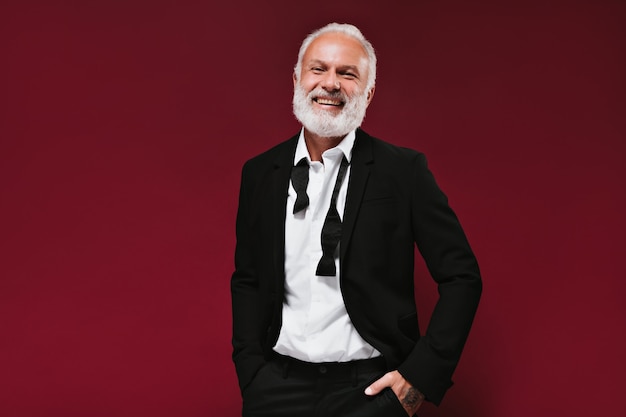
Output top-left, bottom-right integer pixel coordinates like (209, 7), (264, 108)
(1, 1), (624, 416)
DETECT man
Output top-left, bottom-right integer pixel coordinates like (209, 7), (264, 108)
(231, 23), (481, 417)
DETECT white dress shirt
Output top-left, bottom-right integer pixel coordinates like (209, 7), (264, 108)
(273, 129), (381, 363)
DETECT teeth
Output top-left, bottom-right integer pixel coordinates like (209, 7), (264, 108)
(316, 98), (342, 106)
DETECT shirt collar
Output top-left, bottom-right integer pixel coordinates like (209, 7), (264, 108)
(294, 128), (356, 164)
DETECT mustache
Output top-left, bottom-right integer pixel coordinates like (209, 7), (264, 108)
(308, 88), (348, 101)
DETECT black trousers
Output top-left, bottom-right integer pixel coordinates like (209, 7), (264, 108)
(242, 354), (409, 417)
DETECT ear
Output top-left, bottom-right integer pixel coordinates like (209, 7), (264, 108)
(293, 72), (298, 88)
(365, 86), (376, 106)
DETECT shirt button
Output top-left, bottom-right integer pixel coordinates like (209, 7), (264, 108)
(319, 366), (327, 374)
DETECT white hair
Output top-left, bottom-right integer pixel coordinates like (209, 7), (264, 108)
(294, 23), (377, 92)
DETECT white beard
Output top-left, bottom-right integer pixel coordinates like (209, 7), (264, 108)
(292, 83), (369, 138)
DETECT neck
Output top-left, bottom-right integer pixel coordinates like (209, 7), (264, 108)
(303, 128), (346, 162)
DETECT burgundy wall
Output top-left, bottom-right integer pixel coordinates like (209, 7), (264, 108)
(1, 1), (624, 416)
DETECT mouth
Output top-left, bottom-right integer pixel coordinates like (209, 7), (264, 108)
(313, 96), (344, 107)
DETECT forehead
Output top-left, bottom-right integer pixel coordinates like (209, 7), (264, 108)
(303, 32), (369, 71)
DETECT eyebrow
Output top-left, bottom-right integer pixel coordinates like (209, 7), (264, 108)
(307, 60), (361, 74)
(338, 65), (360, 74)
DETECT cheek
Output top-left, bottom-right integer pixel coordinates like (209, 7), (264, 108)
(342, 81), (363, 96)
(299, 75), (320, 91)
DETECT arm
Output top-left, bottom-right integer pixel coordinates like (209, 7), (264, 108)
(395, 153), (482, 405)
(231, 163), (266, 393)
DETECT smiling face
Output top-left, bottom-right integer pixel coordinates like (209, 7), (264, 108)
(292, 32), (375, 139)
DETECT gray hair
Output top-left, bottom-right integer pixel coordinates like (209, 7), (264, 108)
(294, 23), (377, 92)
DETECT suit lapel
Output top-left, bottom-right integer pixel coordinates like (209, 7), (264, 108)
(341, 129), (374, 263)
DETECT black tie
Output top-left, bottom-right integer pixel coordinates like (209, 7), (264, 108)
(291, 157), (309, 214)
(316, 156), (349, 277)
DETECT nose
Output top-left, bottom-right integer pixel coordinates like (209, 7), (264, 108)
(321, 71), (340, 91)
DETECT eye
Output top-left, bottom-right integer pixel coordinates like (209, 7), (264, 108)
(311, 67), (324, 74)
(341, 71), (357, 79)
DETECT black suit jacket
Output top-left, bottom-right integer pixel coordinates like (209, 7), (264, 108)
(231, 129), (481, 405)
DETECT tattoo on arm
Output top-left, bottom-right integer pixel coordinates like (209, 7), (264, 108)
(401, 386), (424, 409)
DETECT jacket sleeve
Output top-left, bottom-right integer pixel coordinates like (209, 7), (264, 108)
(397, 153), (482, 405)
(230, 161), (266, 393)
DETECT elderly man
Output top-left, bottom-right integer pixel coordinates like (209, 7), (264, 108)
(231, 23), (482, 417)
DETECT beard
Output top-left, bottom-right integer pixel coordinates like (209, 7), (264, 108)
(292, 83), (369, 138)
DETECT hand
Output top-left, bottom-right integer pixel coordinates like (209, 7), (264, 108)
(364, 370), (424, 416)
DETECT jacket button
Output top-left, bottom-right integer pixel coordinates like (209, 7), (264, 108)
(319, 366), (327, 374)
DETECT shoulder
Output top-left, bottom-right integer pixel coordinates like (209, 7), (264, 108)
(356, 129), (427, 168)
(241, 133), (299, 174)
